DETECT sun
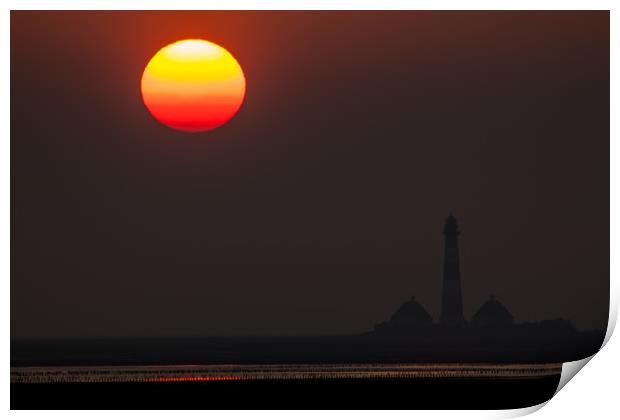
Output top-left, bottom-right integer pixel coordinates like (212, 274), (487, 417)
(141, 39), (246, 133)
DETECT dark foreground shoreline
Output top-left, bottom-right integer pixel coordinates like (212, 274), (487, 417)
(11, 331), (604, 367)
(11, 376), (561, 409)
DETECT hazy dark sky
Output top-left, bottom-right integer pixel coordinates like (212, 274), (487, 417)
(11, 11), (609, 338)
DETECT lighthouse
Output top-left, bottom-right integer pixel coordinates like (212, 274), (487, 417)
(440, 214), (465, 325)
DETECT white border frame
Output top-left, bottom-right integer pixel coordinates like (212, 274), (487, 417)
(4, 1), (618, 418)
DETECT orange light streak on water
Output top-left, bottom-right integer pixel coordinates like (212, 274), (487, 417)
(146, 376), (241, 382)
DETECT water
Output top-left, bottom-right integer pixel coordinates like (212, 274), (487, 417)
(11, 362), (562, 383)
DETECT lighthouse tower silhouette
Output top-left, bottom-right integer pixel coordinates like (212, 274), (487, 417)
(440, 214), (465, 325)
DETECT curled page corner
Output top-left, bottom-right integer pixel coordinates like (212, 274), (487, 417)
(497, 355), (596, 418)
(501, 303), (616, 417)
(495, 401), (549, 418)
(553, 289), (619, 394)
(556, 355), (595, 395)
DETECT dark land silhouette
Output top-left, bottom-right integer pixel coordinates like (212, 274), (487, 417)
(367, 215), (604, 361)
(11, 216), (605, 368)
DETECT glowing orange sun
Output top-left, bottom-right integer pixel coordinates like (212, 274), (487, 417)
(141, 39), (246, 133)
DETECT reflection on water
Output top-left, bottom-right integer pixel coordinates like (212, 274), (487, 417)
(11, 363), (562, 383)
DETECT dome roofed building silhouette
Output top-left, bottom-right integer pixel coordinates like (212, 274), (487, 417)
(471, 295), (515, 327)
(389, 296), (433, 325)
